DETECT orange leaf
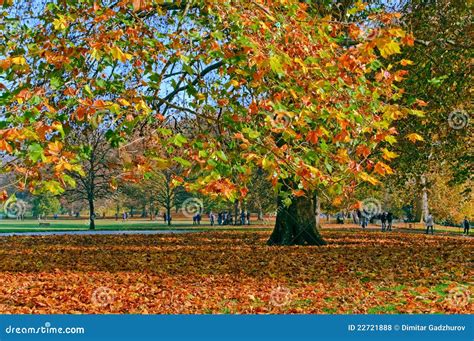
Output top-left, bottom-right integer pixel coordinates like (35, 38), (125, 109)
(306, 131), (319, 144)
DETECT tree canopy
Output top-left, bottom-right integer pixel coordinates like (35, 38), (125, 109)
(1, 0), (470, 243)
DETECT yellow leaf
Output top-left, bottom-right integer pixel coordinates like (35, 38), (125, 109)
(406, 133), (424, 143)
(374, 162), (394, 175)
(400, 59), (413, 66)
(359, 172), (380, 185)
(261, 158), (274, 170)
(378, 39), (401, 58)
(294, 57), (307, 74)
(409, 109), (425, 117)
(118, 98), (131, 106)
(389, 28), (406, 38)
(90, 48), (101, 61)
(382, 148), (399, 160)
(135, 100), (151, 114)
(53, 15), (68, 30)
(289, 89), (298, 99)
(11, 56), (26, 65)
(110, 46), (131, 63)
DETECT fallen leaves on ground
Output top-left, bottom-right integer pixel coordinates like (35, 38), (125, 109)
(0, 231), (472, 314)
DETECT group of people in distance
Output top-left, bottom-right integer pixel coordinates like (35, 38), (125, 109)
(423, 214), (471, 235)
(207, 211), (251, 226)
(192, 213), (202, 225)
(355, 210), (394, 231)
(380, 211), (394, 231)
(358, 210), (470, 236)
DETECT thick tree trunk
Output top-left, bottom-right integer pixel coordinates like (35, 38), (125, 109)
(267, 194), (326, 246)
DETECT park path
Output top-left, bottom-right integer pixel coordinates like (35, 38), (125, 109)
(320, 223), (472, 238)
(0, 223), (470, 239)
(0, 230), (196, 237)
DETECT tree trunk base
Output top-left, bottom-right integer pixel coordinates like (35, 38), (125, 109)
(267, 195), (326, 246)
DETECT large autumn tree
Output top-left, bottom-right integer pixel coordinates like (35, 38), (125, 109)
(1, 0), (416, 245)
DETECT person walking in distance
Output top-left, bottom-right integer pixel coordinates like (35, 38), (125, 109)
(210, 212), (215, 226)
(462, 216), (470, 235)
(386, 212), (393, 231)
(381, 212), (387, 231)
(425, 213), (434, 234)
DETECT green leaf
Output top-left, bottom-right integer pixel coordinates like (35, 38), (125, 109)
(409, 109), (425, 117)
(269, 55), (285, 77)
(283, 197), (292, 207)
(215, 150), (228, 161)
(62, 174), (76, 187)
(43, 180), (64, 195)
(173, 156), (191, 167)
(50, 77), (62, 90)
(95, 78), (107, 88)
(384, 135), (397, 145)
(172, 134), (188, 147)
(28, 143), (45, 162)
(242, 127), (260, 139)
(428, 76), (448, 87)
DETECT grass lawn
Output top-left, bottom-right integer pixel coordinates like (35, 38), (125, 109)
(0, 230), (471, 314)
(0, 219), (273, 233)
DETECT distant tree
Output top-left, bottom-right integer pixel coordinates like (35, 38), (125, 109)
(120, 166), (186, 225)
(245, 169), (276, 220)
(32, 193), (60, 218)
(64, 128), (121, 229)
